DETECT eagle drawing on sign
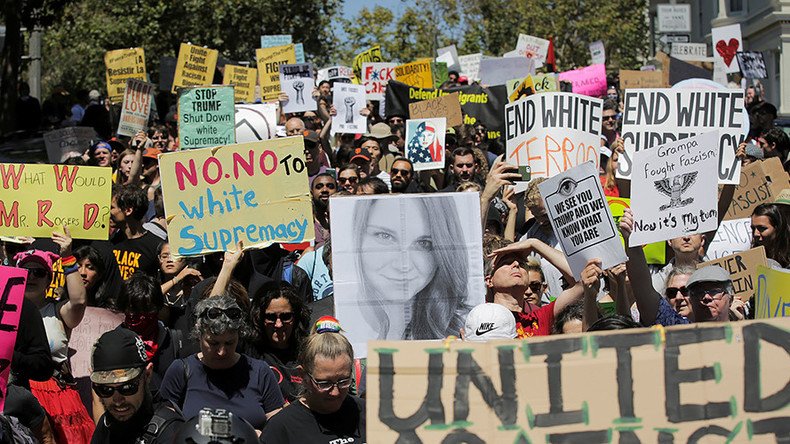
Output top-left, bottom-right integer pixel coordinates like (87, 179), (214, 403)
(655, 172), (697, 211)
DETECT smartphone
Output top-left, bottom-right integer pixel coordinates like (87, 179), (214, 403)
(519, 165), (531, 181)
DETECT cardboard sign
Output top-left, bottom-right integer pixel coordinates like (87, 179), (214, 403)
(367, 317), (790, 442)
(171, 43), (219, 94)
(755, 266), (790, 318)
(362, 62), (397, 101)
(222, 65), (257, 103)
(159, 138), (314, 257)
(736, 51), (767, 79)
(69, 307), (124, 378)
(458, 53), (482, 81)
(657, 3), (691, 33)
(725, 160), (783, 220)
(0, 267), (26, 410)
(619, 89), (745, 184)
(260, 35), (305, 63)
(629, 131), (720, 246)
(117, 79), (154, 137)
(256, 44), (297, 101)
(515, 34), (550, 63)
(698, 246), (767, 301)
(405, 118), (446, 171)
(330, 193), (485, 358)
(0, 164), (111, 239)
(235, 103), (278, 142)
(589, 40), (605, 65)
(707, 218), (752, 260)
(352, 45), (383, 80)
(394, 60), (434, 89)
(408, 92), (462, 127)
(178, 85), (236, 150)
(478, 57), (535, 87)
(606, 197), (666, 264)
(43, 127), (97, 164)
(332, 83), (367, 134)
(619, 70), (666, 90)
(104, 48), (146, 103)
(559, 64), (607, 97)
(671, 43), (708, 61)
(711, 24), (743, 74)
(279, 63), (316, 114)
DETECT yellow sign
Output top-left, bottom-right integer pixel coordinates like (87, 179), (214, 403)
(104, 48), (146, 103)
(172, 43), (219, 94)
(256, 44), (296, 102)
(607, 196), (666, 264)
(159, 138), (315, 257)
(352, 45), (383, 79)
(0, 164), (111, 240)
(222, 65), (257, 103)
(509, 74), (559, 102)
(394, 60), (433, 89)
(755, 265), (790, 318)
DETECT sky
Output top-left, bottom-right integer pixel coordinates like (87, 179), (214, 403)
(343, 0), (404, 18)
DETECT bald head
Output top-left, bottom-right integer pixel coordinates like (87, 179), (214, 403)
(285, 117), (305, 136)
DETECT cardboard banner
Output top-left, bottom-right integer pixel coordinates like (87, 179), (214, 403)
(235, 103), (277, 143)
(736, 51), (767, 79)
(589, 40), (605, 65)
(104, 48), (146, 104)
(711, 24), (742, 74)
(539, 162), (627, 277)
(222, 65), (257, 103)
(256, 44), (297, 101)
(159, 138), (314, 257)
(279, 63), (316, 114)
(671, 43), (708, 61)
(405, 118), (446, 171)
(698, 246), (766, 301)
(69, 307), (124, 378)
(725, 160), (785, 220)
(458, 53), (482, 81)
(629, 131), (720, 246)
(43, 127), (97, 164)
(619, 69), (667, 90)
(0, 164), (111, 239)
(707, 218), (752, 260)
(352, 45), (383, 80)
(330, 193), (485, 358)
(755, 266), (790, 318)
(117, 79), (154, 137)
(559, 64), (607, 97)
(515, 34), (550, 63)
(260, 35), (305, 64)
(479, 57), (535, 87)
(0, 266), (26, 410)
(178, 85), (236, 150)
(367, 317), (790, 442)
(504, 92), (602, 181)
(332, 84), (367, 134)
(606, 197), (666, 264)
(362, 62), (397, 101)
(408, 92), (462, 128)
(394, 60), (434, 89)
(619, 88), (745, 184)
(172, 43), (219, 94)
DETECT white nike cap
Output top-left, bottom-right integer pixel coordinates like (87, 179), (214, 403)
(464, 303), (517, 342)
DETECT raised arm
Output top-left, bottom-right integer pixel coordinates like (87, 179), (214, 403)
(491, 238), (575, 285)
(502, 187), (518, 242)
(480, 161), (520, 230)
(212, 241), (244, 297)
(53, 226), (86, 330)
(124, 132), (146, 186)
(619, 208), (662, 325)
(580, 259), (602, 331)
(605, 263), (634, 317)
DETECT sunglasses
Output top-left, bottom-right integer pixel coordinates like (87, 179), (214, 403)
(24, 268), (49, 279)
(308, 373), (352, 392)
(200, 307), (243, 321)
(689, 288), (727, 300)
(665, 286), (689, 299)
(602, 115), (617, 121)
(527, 282), (544, 293)
(338, 176), (358, 184)
(391, 167), (412, 176)
(313, 182), (336, 190)
(263, 312), (294, 324)
(93, 377), (141, 398)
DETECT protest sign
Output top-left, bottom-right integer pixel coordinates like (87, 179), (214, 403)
(317, 66), (354, 83)
(539, 162), (627, 277)
(352, 45), (383, 80)
(607, 196), (666, 264)
(158, 56), (177, 92)
(707, 218), (752, 260)
(332, 83), (367, 134)
(367, 317), (790, 442)
(504, 92), (602, 181)
(0, 164), (111, 239)
(256, 44), (297, 101)
(43, 127), (97, 164)
(629, 131), (720, 246)
(260, 35), (305, 63)
(711, 24), (742, 74)
(755, 266), (790, 318)
(104, 48), (146, 103)
(458, 53), (482, 81)
(279, 63), (315, 114)
(618, 69), (667, 90)
(736, 51), (767, 79)
(725, 160), (782, 220)
(394, 60), (434, 89)
(235, 103), (278, 143)
(171, 43), (218, 94)
(515, 33), (550, 63)
(405, 118), (446, 171)
(479, 57), (535, 87)
(408, 92), (462, 127)
(69, 307), (124, 378)
(222, 65), (257, 103)
(0, 267), (26, 410)
(178, 85), (236, 150)
(117, 79), (154, 137)
(559, 64), (607, 97)
(509, 74), (559, 102)
(361, 62), (397, 100)
(159, 138), (314, 257)
(619, 88), (745, 184)
(330, 193), (484, 358)
(436, 45), (459, 71)
(589, 40), (605, 65)
(698, 246), (766, 301)
(671, 43), (708, 61)
(506, 77), (526, 101)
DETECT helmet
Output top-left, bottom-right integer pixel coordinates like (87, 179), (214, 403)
(174, 408), (258, 443)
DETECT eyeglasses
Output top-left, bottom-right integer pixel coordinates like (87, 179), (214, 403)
(665, 286), (689, 299)
(690, 288), (728, 300)
(93, 377), (141, 398)
(338, 176), (358, 184)
(308, 373), (352, 392)
(602, 115), (617, 121)
(391, 168), (412, 177)
(200, 307), (243, 321)
(263, 312), (294, 324)
(313, 182), (336, 190)
(24, 268), (49, 279)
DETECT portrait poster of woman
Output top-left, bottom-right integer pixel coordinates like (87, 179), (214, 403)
(330, 193), (485, 357)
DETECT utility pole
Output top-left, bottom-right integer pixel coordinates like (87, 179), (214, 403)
(28, 28), (42, 99)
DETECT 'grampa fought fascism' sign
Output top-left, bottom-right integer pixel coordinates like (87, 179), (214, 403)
(178, 86), (236, 150)
(159, 138), (314, 257)
(367, 317), (790, 442)
(539, 161), (627, 277)
(0, 266), (26, 410)
(104, 48), (146, 104)
(619, 88), (745, 184)
(629, 131), (720, 246)
(171, 43), (218, 94)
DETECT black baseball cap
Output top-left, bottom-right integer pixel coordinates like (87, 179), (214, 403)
(90, 327), (148, 384)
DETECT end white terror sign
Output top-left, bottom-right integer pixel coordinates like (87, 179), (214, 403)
(619, 88), (745, 185)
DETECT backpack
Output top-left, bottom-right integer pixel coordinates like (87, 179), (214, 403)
(136, 401), (183, 444)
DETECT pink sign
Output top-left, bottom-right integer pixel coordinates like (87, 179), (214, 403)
(559, 64), (608, 97)
(69, 307), (125, 378)
(0, 266), (26, 411)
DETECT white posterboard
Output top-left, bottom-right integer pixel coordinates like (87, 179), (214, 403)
(235, 103), (278, 142)
(589, 41), (606, 65)
(332, 83), (367, 134)
(405, 118), (447, 171)
(515, 34), (550, 63)
(117, 79), (154, 137)
(458, 53), (482, 81)
(711, 24), (743, 74)
(279, 63), (316, 114)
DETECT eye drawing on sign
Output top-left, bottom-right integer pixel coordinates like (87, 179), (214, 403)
(407, 122), (443, 164)
(293, 80), (305, 105)
(655, 172), (697, 210)
(344, 97), (355, 124)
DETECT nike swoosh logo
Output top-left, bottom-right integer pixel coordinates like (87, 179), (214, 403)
(476, 326), (495, 335)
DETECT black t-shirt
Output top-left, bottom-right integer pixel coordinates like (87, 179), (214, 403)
(246, 347), (301, 404)
(259, 396), (366, 444)
(91, 396), (184, 444)
(103, 231), (162, 280)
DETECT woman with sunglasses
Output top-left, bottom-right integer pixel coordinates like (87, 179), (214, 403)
(259, 328), (364, 443)
(159, 295), (284, 432)
(337, 164), (360, 194)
